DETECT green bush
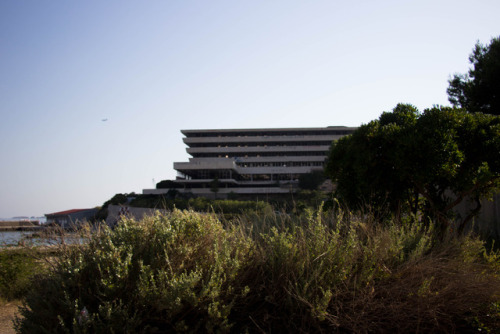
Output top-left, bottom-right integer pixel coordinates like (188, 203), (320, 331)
(231, 207), (440, 331)
(15, 210), (252, 333)
(14, 208), (500, 333)
(0, 249), (41, 302)
(111, 193), (272, 216)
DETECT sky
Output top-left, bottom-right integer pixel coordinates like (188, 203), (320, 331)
(0, 0), (499, 218)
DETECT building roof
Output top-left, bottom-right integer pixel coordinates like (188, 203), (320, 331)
(45, 209), (93, 216)
(181, 126), (357, 135)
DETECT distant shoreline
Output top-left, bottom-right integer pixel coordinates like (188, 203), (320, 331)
(0, 226), (45, 232)
(0, 220), (42, 232)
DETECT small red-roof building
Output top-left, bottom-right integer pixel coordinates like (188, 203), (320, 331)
(45, 208), (98, 228)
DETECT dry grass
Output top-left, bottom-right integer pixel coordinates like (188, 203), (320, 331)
(11, 209), (500, 333)
(0, 300), (21, 334)
(334, 255), (500, 333)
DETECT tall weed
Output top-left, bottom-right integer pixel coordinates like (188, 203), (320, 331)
(16, 210), (252, 333)
(14, 207), (500, 333)
(0, 248), (42, 302)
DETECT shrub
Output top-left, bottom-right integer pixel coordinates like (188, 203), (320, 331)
(15, 210), (252, 333)
(227, 208), (500, 332)
(0, 249), (41, 302)
(14, 208), (500, 333)
(229, 207), (438, 331)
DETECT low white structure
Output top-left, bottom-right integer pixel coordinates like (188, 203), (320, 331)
(144, 127), (356, 198)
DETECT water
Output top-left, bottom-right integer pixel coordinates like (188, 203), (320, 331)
(0, 217), (47, 224)
(0, 230), (85, 247)
(0, 231), (32, 246)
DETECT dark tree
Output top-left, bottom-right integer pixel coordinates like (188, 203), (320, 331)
(447, 36), (500, 115)
(156, 180), (181, 189)
(210, 177), (220, 199)
(326, 104), (500, 234)
(298, 170), (326, 190)
(326, 104), (420, 218)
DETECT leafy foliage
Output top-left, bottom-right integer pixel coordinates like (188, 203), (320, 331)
(298, 170), (326, 190)
(326, 104), (500, 233)
(14, 209), (500, 333)
(326, 104), (420, 216)
(102, 193), (130, 207)
(209, 177), (220, 199)
(0, 249), (41, 302)
(16, 210), (252, 333)
(100, 192), (272, 216)
(156, 180), (181, 189)
(447, 36), (500, 114)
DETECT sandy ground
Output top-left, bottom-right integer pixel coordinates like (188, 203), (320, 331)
(0, 301), (20, 334)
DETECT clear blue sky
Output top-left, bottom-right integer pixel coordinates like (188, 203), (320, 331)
(1, 0), (499, 218)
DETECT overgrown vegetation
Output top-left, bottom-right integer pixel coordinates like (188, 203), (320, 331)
(327, 104), (500, 236)
(13, 208), (500, 333)
(96, 193), (274, 217)
(0, 249), (44, 303)
(448, 35), (500, 114)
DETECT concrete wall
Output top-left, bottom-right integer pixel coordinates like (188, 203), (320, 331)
(183, 134), (347, 144)
(187, 145), (331, 155)
(46, 209), (99, 228)
(455, 194), (500, 239)
(174, 158), (236, 170)
(68, 209), (99, 224)
(143, 186), (293, 197)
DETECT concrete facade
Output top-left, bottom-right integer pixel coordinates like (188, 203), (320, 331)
(144, 127), (357, 198)
(455, 193), (500, 240)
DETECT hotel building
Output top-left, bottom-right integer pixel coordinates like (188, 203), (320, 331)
(143, 127), (357, 198)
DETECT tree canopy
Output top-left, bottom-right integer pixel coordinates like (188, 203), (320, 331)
(156, 180), (181, 189)
(447, 36), (500, 115)
(298, 170), (326, 190)
(210, 177), (220, 199)
(326, 104), (500, 234)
